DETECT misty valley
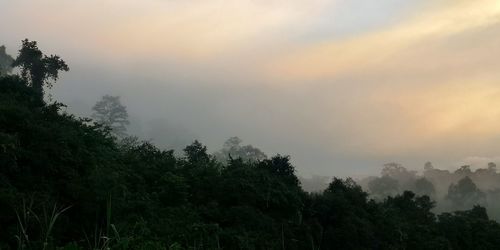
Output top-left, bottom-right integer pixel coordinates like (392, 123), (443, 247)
(2, 39), (500, 250)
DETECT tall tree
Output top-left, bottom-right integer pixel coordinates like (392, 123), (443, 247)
(0, 45), (14, 75)
(91, 95), (130, 138)
(214, 136), (267, 163)
(12, 39), (69, 96)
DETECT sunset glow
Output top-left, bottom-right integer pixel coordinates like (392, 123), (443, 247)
(2, 0), (500, 174)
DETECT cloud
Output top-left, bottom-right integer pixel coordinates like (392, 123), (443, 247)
(256, 0), (500, 160)
(327, 80), (500, 156)
(266, 0), (500, 80)
(1, 0), (329, 62)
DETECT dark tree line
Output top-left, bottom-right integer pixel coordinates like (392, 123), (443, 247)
(1, 40), (500, 249)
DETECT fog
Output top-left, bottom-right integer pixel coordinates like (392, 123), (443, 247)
(2, 0), (500, 178)
(359, 162), (500, 220)
(6, 54), (383, 177)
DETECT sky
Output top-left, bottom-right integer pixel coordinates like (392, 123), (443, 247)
(2, 0), (500, 176)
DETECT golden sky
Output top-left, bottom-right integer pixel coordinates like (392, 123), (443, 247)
(2, 0), (500, 174)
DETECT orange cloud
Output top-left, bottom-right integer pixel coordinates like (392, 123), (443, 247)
(266, 0), (500, 80)
(1, 0), (329, 62)
(254, 0), (500, 157)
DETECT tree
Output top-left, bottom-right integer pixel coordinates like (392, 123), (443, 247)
(0, 45), (14, 75)
(183, 140), (210, 164)
(381, 191), (445, 249)
(259, 155), (299, 187)
(368, 175), (399, 199)
(381, 162), (417, 191)
(446, 176), (486, 208)
(382, 162), (417, 180)
(488, 162), (497, 173)
(214, 136), (267, 163)
(307, 178), (380, 249)
(455, 165), (472, 175)
(438, 205), (500, 250)
(92, 95), (130, 138)
(424, 161), (434, 171)
(414, 177), (436, 197)
(12, 39), (69, 95)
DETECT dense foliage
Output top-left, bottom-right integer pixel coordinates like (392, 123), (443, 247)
(1, 42), (500, 249)
(12, 39), (69, 96)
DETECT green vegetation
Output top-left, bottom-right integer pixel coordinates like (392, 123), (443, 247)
(12, 39), (68, 97)
(1, 40), (500, 249)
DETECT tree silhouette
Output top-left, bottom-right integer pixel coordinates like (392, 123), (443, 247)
(488, 162), (497, 173)
(92, 95), (129, 138)
(0, 45), (14, 75)
(184, 140), (210, 163)
(424, 161), (434, 171)
(455, 165), (473, 176)
(12, 39), (69, 96)
(414, 177), (435, 197)
(214, 136), (267, 163)
(368, 175), (399, 199)
(446, 176), (486, 208)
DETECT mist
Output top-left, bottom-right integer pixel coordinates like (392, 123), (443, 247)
(3, 0), (500, 179)
(354, 162), (500, 220)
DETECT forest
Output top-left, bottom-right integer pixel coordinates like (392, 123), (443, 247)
(2, 40), (500, 250)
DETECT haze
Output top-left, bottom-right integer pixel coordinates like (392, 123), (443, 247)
(2, 0), (500, 176)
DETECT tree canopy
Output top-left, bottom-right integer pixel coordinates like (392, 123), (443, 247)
(12, 39), (68, 97)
